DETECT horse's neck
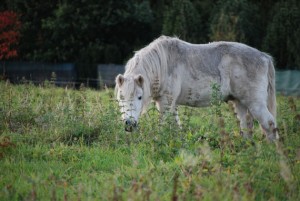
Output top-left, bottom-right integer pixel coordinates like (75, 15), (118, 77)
(150, 76), (160, 100)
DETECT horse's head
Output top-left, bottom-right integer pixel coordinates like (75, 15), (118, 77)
(115, 74), (145, 132)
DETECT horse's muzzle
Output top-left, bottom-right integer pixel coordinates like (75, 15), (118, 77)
(124, 119), (137, 132)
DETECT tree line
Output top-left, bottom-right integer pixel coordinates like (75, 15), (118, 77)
(1, 0), (300, 69)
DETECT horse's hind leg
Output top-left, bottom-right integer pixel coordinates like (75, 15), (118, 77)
(247, 101), (278, 141)
(233, 101), (253, 138)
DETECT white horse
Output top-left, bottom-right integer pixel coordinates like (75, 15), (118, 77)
(115, 36), (278, 141)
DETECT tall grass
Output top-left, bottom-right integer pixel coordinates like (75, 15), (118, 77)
(0, 80), (299, 200)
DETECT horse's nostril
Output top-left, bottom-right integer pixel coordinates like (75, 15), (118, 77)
(125, 120), (131, 125)
(124, 119), (137, 127)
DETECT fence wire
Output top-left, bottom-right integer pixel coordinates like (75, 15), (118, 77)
(1, 62), (299, 95)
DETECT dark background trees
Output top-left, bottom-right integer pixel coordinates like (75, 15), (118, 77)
(1, 0), (299, 69)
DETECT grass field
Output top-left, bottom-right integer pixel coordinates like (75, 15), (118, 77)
(0, 80), (300, 200)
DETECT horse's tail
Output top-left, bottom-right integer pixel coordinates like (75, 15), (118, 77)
(267, 57), (276, 120)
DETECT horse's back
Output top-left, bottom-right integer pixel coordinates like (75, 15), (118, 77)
(176, 40), (274, 106)
(210, 42), (274, 103)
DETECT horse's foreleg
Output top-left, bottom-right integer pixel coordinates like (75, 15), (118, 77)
(156, 97), (181, 127)
(174, 107), (182, 128)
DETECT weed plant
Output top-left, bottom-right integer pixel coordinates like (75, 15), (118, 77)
(0, 80), (299, 200)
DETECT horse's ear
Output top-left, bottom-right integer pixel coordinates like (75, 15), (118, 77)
(116, 74), (124, 87)
(135, 74), (144, 87)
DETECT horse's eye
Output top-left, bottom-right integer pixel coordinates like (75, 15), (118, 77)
(138, 96), (142, 100)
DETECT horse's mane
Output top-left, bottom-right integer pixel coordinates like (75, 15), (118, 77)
(124, 36), (179, 102)
(125, 35), (178, 75)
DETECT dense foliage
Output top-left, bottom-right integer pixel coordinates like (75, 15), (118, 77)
(1, 0), (300, 69)
(0, 11), (21, 60)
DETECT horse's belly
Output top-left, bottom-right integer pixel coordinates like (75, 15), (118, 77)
(175, 70), (221, 107)
(177, 86), (211, 107)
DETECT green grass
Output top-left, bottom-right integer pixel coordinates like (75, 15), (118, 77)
(0, 80), (300, 200)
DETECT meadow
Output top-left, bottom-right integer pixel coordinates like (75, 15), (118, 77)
(0, 80), (299, 201)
